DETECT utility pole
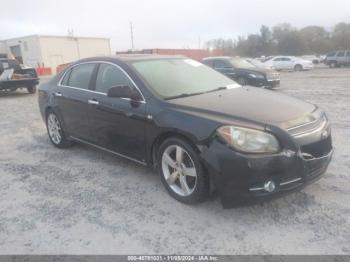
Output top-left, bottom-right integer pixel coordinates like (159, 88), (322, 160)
(198, 35), (201, 49)
(130, 22), (134, 51)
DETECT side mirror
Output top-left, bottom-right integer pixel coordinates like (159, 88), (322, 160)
(107, 85), (142, 101)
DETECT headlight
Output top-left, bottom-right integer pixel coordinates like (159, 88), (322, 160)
(248, 73), (265, 79)
(217, 126), (280, 153)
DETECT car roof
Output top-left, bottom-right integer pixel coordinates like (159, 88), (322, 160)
(202, 56), (231, 60)
(75, 54), (187, 64)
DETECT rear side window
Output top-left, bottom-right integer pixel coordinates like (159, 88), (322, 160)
(95, 63), (133, 94)
(273, 58), (281, 61)
(214, 60), (231, 69)
(346, 51), (350, 57)
(61, 70), (71, 86)
(67, 64), (95, 89)
(337, 51), (345, 57)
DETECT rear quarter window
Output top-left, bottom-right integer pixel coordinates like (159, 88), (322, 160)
(67, 63), (96, 89)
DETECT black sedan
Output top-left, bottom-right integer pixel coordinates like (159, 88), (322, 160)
(202, 56), (280, 89)
(38, 55), (333, 208)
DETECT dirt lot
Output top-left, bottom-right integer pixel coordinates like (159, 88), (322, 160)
(0, 68), (349, 255)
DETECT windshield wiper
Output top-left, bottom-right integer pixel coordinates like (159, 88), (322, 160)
(204, 86), (227, 94)
(164, 92), (204, 100)
(164, 87), (228, 100)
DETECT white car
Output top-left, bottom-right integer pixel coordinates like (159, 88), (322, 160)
(265, 56), (314, 71)
(245, 58), (275, 70)
(301, 55), (321, 64)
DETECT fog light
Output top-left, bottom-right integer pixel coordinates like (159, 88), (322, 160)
(264, 181), (276, 192)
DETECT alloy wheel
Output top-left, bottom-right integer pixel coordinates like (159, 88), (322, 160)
(47, 113), (62, 145)
(161, 145), (197, 196)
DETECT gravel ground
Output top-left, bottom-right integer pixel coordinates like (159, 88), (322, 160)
(0, 68), (349, 255)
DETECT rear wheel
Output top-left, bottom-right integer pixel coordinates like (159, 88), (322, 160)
(294, 64), (303, 71)
(27, 86), (37, 94)
(157, 137), (209, 204)
(46, 110), (73, 148)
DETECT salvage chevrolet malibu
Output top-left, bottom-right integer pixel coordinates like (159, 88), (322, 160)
(38, 55), (333, 208)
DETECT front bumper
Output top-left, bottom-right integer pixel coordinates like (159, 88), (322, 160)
(200, 134), (333, 208)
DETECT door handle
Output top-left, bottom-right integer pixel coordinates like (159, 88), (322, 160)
(54, 92), (62, 97)
(88, 99), (99, 105)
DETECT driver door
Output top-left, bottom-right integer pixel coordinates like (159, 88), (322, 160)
(88, 63), (147, 162)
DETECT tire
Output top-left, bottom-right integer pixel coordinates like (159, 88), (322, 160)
(329, 61), (337, 68)
(27, 86), (37, 94)
(46, 110), (73, 148)
(157, 137), (209, 204)
(237, 77), (247, 86)
(294, 64), (303, 71)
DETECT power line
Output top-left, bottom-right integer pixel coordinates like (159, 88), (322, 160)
(130, 22), (134, 51)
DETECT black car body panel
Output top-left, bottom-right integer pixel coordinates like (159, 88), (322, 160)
(202, 57), (280, 88)
(38, 55), (332, 208)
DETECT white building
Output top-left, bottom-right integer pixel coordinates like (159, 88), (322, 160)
(0, 35), (111, 73)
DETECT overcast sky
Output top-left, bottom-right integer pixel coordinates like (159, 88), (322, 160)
(1, 0), (349, 52)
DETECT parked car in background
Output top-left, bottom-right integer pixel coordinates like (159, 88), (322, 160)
(264, 56), (314, 71)
(245, 58), (275, 70)
(0, 58), (39, 93)
(301, 55), (321, 64)
(324, 51), (350, 68)
(38, 55), (333, 208)
(202, 57), (280, 89)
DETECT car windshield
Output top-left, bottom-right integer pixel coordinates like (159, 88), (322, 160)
(230, 58), (256, 69)
(247, 59), (264, 67)
(131, 58), (239, 99)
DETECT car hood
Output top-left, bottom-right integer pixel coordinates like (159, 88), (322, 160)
(166, 87), (316, 130)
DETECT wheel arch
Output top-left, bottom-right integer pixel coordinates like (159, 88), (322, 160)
(150, 130), (201, 168)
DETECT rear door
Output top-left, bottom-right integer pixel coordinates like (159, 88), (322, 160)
(88, 62), (147, 162)
(336, 51), (346, 65)
(56, 63), (97, 140)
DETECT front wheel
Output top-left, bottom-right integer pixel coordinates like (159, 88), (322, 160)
(27, 86), (37, 94)
(46, 110), (73, 148)
(237, 77), (247, 86)
(157, 137), (209, 204)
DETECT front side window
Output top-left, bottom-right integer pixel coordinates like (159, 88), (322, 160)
(131, 58), (238, 99)
(67, 63), (95, 89)
(95, 63), (133, 94)
(337, 51), (345, 57)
